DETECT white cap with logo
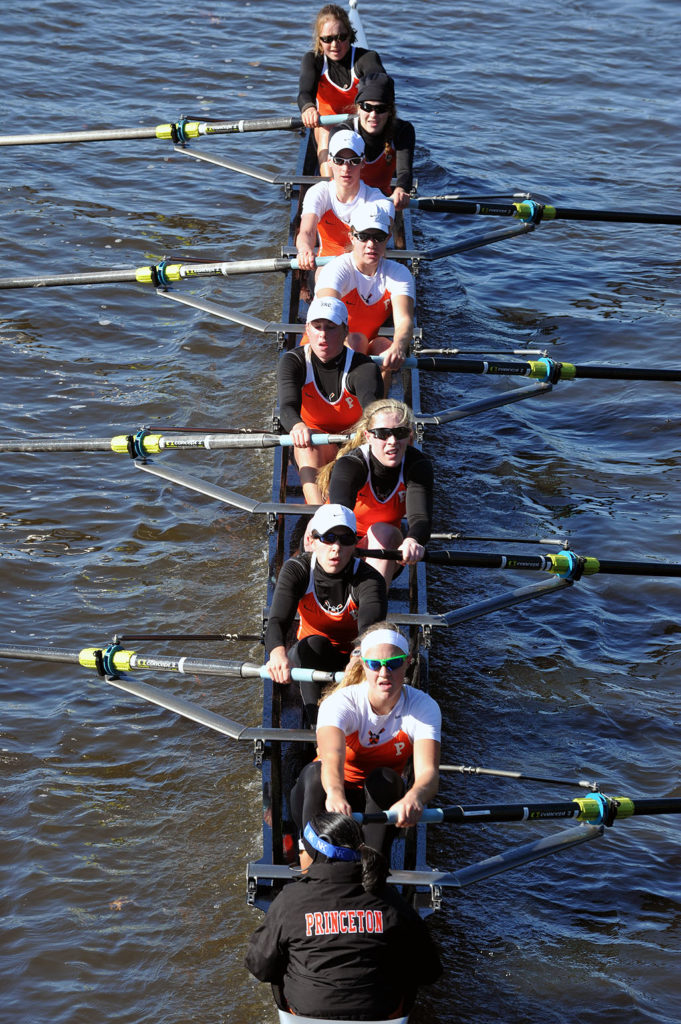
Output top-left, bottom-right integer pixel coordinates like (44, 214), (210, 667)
(328, 129), (365, 158)
(308, 504), (357, 536)
(306, 296), (349, 325)
(351, 202), (393, 235)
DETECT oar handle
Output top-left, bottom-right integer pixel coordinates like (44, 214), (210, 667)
(0, 643), (344, 684)
(357, 548), (681, 579)
(355, 804), (584, 825)
(0, 113), (347, 147)
(0, 254), (335, 291)
(355, 795), (681, 826)
(197, 113), (347, 135)
(374, 354), (681, 385)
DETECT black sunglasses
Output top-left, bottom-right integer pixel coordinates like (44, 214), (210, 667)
(320, 32), (349, 43)
(358, 102), (390, 115)
(368, 426), (411, 441)
(312, 530), (357, 546)
(353, 230), (388, 243)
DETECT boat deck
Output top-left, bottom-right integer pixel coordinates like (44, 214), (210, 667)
(248, 119), (432, 913)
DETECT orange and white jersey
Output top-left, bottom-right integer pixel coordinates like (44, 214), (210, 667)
(299, 345), (364, 432)
(347, 115), (395, 192)
(302, 181), (392, 257)
(296, 554), (361, 650)
(316, 48), (361, 115)
(316, 252), (415, 338)
(317, 680), (441, 787)
(360, 145), (395, 193)
(353, 443), (406, 538)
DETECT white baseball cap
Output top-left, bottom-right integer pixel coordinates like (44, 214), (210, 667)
(328, 129), (365, 158)
(351, 202), (393, 235)
(306, 296), (348, 325)
(308, 504), (357, 537)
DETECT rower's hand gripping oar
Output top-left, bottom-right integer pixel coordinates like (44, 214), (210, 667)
(0, 642), (340, 747)
(355, 794), (681, 826)
(358, 546), (681, 579)
(0, 254), (334, 291)
(0, 641), (344, 686)
(0, 113), (348, 147)
(0, 219), (534, 291)
(412, 195), (681, 227)
(373, 353), (681, 385)
(0, 429), (350, 455)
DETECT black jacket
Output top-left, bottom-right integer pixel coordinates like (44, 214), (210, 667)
(245, 861), (441, 1020)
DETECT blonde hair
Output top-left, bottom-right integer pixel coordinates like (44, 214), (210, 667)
(322, 620), (407, 699)
(312, 5), (356, 55)
(317, 398), (415, 499)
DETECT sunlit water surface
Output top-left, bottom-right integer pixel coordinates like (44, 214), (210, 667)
(1, 2), (680, 1022)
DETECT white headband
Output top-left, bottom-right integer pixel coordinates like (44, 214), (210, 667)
(360, 629), (409, 657)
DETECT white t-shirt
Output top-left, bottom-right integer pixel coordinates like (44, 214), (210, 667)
(302, 180), (393, 230)
(317, 680), (441, 747)
(316, 252), (415, 307)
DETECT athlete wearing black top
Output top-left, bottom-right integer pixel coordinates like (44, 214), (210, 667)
(328, 445), (433, 544)
(265, 551), (386, 652)
(265, 550), (386, 724)
(277, 346), (382, 434)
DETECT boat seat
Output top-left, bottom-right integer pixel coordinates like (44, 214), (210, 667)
(277, 1013), (408, 1024)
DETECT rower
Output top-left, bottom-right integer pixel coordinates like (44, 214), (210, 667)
(245, 811), (441, 1024)
(315, 203), (415, 391)
(290, 622), (441, 865)
(317, 399), (433, 587)
(264, 504), (386, 727)
(297, 4), (386, 174)
(340, 72), (415, 210)
(296, 129), (394, 274)
(278, 295), (382, 505)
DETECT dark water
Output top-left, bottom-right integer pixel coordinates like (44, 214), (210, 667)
(1, 2), (680, 1022)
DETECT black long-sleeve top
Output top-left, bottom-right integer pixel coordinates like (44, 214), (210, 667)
(265, 551), (387, 652)
(245, 861), (442, 1019)
(277, 346), (382, 434)
(297, 48), (385, 113)
(328, 446), (433, 544)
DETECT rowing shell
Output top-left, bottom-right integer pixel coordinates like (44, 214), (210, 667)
(246, 0), (433, 920)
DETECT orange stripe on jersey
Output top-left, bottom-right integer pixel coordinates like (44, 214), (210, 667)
(360, 146), (395, 194)
(316, 50), (360, 115)
(342, 286), (392, 340)
(317, 209), (354, 257)
(298, 345), (363, 432)
(353, 446), (406, 539)
(343, 728), (413, 786)
(296, 557), (360, 651)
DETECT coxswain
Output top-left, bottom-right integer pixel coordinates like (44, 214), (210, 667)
(245, 811), (442, 1022)
(297, 4), (386, 174)
(278, 296), (382, 505)
(265, 504), (386, 726)
(315, 202), (415, 389)
(290, 623), (441, 863)
(296, 129), (394, 274)
(341, 72), (415, 210)
(317, 399), (433, 587)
